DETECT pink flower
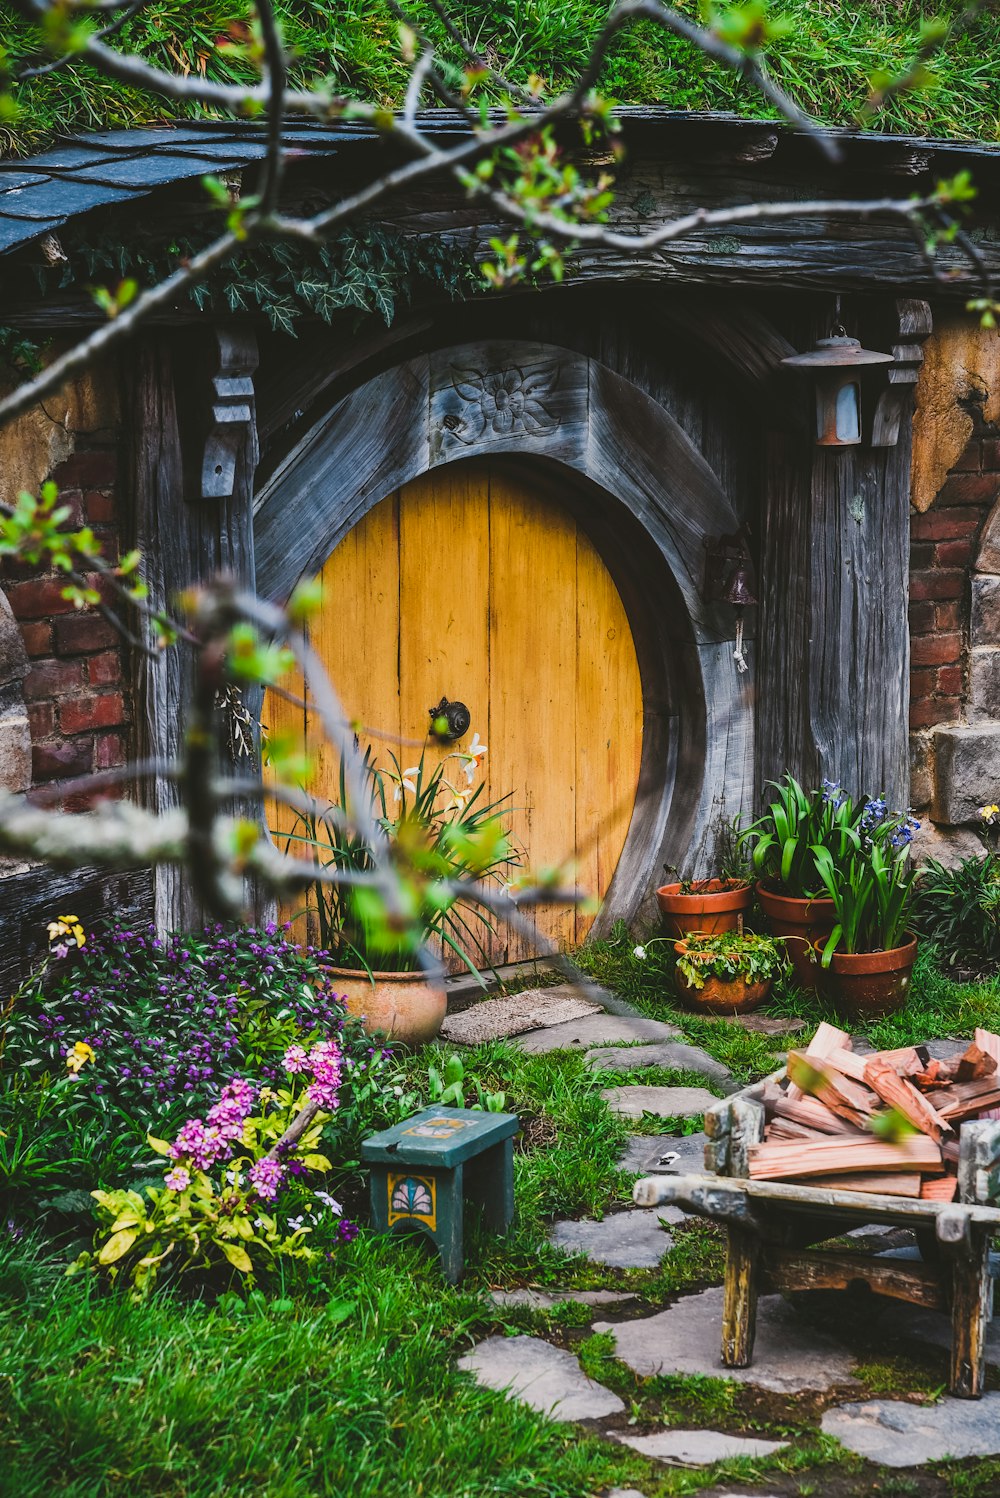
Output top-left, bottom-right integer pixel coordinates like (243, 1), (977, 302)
(283, 1044), (308, 1074)
(165, 1166), (190, 1192)
(249, 1156), (286, 1200)
(307, 1039), (343, 1109)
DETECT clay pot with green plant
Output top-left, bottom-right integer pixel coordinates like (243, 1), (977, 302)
(738, 775), (858, 990)
(672, 930), (789, 1015)
(271, 737), (516, 1047)
(655, 875), (753, 938)
(812, 826), (919, 1018)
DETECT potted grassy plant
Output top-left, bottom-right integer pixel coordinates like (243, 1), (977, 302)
(738, 776), (851, 991)
(673, 930), (789, 1015)
(274, 739), (517, 1046)
(811, 800), (920, 1017)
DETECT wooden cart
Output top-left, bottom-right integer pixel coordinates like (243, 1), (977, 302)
(633, 1075), (1000, 1398)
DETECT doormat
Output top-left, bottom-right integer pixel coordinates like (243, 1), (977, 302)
(440, 987), (601, 1046)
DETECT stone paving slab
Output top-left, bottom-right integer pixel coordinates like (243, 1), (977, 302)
(458, 1334), (624, 1422)
(586, 1041), (735, 1088)
(618, 1132), (710, 1177)
(615, 1430), (787, 1465)
(441, 987), (599, 1044)
(729, 1014), (807, 1036)
(605, 1490), (648, 1498)
(602, 1085), (719, 1119)
(490, 1288), (637, 1310)
(822, 1392), (1000, 1466)
(549, 1207), (683, 1267)
(595, 1285), (860, 1392)
(514, 1012), (681, 1053)
(866, 1300), (1000, 1364)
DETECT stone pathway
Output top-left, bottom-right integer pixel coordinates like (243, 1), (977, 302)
(490, 1288), (636, 1310)
(602, 1084), (720, 1119)
(594, 1285), (860, 1393)
(514, 1012), (682, 1053)
(586, 1040), (735, 1089)
(458, 1334), (624, 1421)
(455, 994), (1000, 1486)
(548, 1207), (685, 1268)
(822, 1392), (1000, 1466)
(617, 1131), (709, 1176)
(615, 1430), (787, 1465)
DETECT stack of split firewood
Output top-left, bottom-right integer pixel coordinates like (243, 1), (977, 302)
(751, 1023), (1000, 1200)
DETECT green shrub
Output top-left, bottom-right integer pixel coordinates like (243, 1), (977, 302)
(914, 855), (1000, 972)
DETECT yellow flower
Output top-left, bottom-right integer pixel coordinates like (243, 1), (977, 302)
(980, 805), (1000, 821)
(66, 1041), (95, 1074)
(46, 914), (87, 950)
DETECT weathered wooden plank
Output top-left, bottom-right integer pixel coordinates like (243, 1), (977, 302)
(756, 391), (911, 807)
(0, 863), (153, 991)
(764, 1244), (946, 1308)
(128, 328), (260, 931)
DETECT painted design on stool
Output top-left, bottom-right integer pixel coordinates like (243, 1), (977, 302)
(403, 1116), (473, 1138)
(388, 1172), (437, 1231)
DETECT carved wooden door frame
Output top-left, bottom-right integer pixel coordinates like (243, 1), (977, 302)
(254, 341), (753, 931)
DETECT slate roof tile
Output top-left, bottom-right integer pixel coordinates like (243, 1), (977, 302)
(0, 178), (139, 220)
(70, 154), (246, 188)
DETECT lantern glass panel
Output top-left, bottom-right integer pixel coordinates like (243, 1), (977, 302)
(835, 380), (861, 443)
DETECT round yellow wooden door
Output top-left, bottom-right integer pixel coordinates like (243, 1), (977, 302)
(269, 458), (642, 965)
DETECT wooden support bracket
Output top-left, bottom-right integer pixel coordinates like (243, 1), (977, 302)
(200, 325), (260, 500)
(870, 298), (933, 448)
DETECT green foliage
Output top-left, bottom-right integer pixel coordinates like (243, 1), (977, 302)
(739, 774), (861, 897)
(914, 854), (1000, 972)
(3, 0), (999, 155)
(72, 1087), (331, 1298)
(272, 743), (518, 979)
(427, 1051), (506, 1111)
(674, 928), (789, 990)
(34, 221), (470, 337)
(813, 836), (916, 960)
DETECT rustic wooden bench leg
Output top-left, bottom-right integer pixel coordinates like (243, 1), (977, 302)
(947, 1225), (993, 1398)
(722, 1224), (762, 1368)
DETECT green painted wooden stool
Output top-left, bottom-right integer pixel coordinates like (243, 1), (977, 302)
(362, 1106), (519, 1282)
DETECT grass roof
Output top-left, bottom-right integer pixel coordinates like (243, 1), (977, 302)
(2, 0), (999, 158)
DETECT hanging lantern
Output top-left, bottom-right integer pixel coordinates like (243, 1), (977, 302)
(781, 325), (892, 448)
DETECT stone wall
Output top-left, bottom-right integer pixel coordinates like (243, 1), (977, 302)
(909, 313), (1000, 859)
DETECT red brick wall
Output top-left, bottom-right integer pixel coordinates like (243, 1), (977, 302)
(909, 433), (1000, 738)
(2, 445), (130, 808)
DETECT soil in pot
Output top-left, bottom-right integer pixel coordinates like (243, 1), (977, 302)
(756, 883), (835, 993)
(673, 941), (771, 1015)
(656, 878), (753, 938)
(811, 933), (918, 1020)
(328, 966), (447, 1047)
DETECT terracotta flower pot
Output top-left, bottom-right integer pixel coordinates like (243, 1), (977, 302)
(673, 940), (771, 1015)
(328, 966), (447, 1047)
(756, 883), (835, 993)
(811, 932), (919, 1020)
(656, 879), (753, 938)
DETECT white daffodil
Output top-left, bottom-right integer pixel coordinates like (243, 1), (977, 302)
(633, 945), (647, 960)
(392, 766), (420, 801)
(461, 732), (487, 784)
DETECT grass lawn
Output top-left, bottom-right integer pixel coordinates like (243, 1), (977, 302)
(2, 0), (1000, 155)
(3, 933), (1000, 1497)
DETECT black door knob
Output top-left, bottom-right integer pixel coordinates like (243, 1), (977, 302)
(428, 697), (471, 743)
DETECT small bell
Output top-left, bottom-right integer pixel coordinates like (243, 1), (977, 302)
(722, 561), (759, 608)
